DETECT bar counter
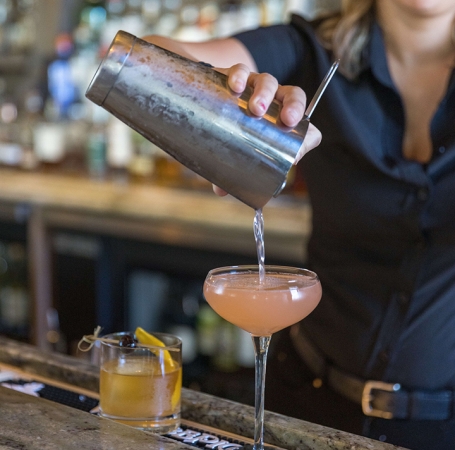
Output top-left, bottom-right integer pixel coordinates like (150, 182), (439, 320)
(0, 337), (407, 449)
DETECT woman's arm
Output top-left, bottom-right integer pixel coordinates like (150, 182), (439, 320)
(142, 35), (258, 71)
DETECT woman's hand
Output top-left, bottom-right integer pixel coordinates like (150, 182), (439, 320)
(213, 64), (322, 196)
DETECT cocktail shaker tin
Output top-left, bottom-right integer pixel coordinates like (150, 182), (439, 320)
(86, 30), (309, 209)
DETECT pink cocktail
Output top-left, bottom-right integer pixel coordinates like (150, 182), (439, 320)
(203, 265), (322, 450)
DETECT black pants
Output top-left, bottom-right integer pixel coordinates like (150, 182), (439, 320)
(265, 329), (455, 450)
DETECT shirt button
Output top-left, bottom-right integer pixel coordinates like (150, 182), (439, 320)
(416, 187), (429, 202)
(439, 146), (446, 154)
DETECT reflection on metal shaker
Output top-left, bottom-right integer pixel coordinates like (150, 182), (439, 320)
(85, 30), (309, 209)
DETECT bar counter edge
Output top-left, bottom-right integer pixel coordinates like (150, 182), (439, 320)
(0, 337), (407, 450)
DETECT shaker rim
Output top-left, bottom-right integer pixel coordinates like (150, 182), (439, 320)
(85, 30), (136, 106)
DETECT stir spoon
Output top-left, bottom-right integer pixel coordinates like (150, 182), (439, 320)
(288, 59), (338, 164)
(304, 59), (340, 120)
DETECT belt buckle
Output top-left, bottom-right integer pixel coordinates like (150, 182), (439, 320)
(361, 380), (401, 419)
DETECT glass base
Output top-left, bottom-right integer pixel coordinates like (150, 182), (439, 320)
(99, 410), (180, 434)
(242, 444), (276, 450)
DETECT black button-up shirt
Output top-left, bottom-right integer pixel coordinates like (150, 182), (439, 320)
(236, 15), (455, 390)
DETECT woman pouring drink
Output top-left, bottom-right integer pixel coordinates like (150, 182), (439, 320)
(144, 0), (455, 448)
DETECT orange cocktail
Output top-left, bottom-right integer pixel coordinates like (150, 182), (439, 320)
(204, 265), (321, 450)
(99, 331), (182, 434)
(204, 270), (321, 336)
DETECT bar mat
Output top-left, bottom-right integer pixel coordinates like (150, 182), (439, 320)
(1, 379), (99, 412)
(39, 384), (100, 412)
(0, 378), (251, 449)
(167, 425), (247, 449)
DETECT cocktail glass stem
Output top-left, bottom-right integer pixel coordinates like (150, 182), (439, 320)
(251, 335), (272, 450)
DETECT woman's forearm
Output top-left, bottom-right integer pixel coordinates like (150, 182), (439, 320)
(142, 35), (258, 71)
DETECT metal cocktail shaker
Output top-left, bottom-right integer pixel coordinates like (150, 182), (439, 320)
(85, 30), (309, 210)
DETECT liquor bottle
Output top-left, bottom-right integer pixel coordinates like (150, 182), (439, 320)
(32, 116), (67, 171)
(0, 242), (30, 339)
(261, 0), (285, 25)
(77, 0), (108, 48)
(141, 0), (163, 29)
(216, 0), (242, 37)
(33, 33), (77, 171)
(18, 88), (44, 171)
(212, 318), (238, 372)
(86, 117), (107, 180)
(153, 146), (183, 187)
(127, 131), (155, 183)
(106, 116), (133, 183)
(0, 98), (23, 169)
(106, 0), (127, 17)
(196, 301), (221, 360)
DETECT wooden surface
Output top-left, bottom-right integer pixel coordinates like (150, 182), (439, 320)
(0, 169), (312, 349)
(0, 337), (408, 450)
(0, 169), (311, 262)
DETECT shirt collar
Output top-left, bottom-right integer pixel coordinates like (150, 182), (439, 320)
(362, 20), (455, 98)
(362, 21), (395, 89)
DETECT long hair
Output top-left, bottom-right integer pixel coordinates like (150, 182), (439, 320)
(316, 0), (375, 79)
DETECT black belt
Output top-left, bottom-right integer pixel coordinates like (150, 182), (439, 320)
(290, 324), (453, 420)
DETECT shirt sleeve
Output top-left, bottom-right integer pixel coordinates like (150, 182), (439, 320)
(233, 23), (305, 85)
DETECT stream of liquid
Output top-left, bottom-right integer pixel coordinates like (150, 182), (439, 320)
(254, 208), (265, 283)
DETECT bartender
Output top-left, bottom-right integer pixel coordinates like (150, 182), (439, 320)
(144, 0), (455, 449)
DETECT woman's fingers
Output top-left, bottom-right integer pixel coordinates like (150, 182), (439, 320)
(294, 123), (322, 163)
(275, 85), (307, 127)
(248, 72), (279, 116)
(226, 67), (307, 126)
(211, 66), (321, 195)
(225, 63), (249, 93)
(213, 185), (228, 196)
(229, 67), (280, 117)
(225, 65), (280, 116)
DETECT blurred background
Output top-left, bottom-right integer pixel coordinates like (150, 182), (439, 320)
(0, 0), (339, 405)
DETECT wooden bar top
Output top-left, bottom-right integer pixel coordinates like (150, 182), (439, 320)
(0, 169), (311, 262)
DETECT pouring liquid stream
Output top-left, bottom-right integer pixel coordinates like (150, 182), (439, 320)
(239, 62), (339, 450)
(252, 60), (339, 287)
(254, 208), (265, 284)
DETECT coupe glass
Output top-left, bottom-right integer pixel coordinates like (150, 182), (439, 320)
(203, 265), (322, 450)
